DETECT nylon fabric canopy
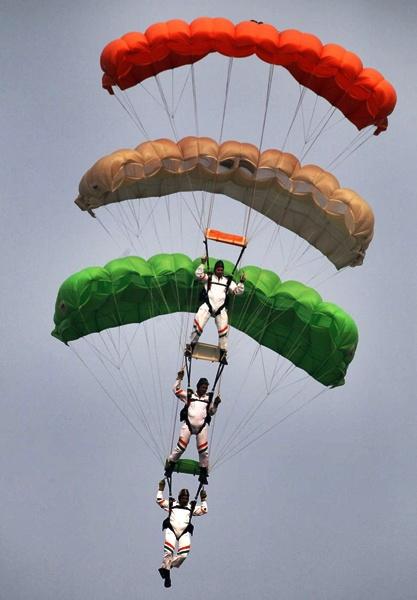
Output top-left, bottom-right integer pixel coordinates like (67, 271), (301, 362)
(75, 136), (374, 269)
(52, 253), (358, 387)
(100, 17), (397, 132)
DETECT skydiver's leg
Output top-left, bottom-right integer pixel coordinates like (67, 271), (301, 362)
(215, 309), (229, 351)
(168, 423), (192, 463)
(171, 532), (191, 568)
(189, 304), (211, 346)
(160, 529), (176, 570)
(196, 425), (209, 468)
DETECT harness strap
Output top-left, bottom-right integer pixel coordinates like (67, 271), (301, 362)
(202, 274), (233, 317)
(188, 482), (204, 534)
(181, 389), (213, 434)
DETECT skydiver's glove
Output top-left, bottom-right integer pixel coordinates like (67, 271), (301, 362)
(214, 395), (221, 407)
(200, 489), (207, 501)
(158, 479), (166, 491)
(177, 369), (184, 380)
(240, 272), (246, 283)
(201, 256), (208, 264)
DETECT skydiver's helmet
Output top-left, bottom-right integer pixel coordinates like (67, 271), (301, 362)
(178, 489), (190, 506)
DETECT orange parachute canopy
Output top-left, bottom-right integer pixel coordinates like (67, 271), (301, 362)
(75, 136), (374, 270)
(100, 17), (396, 133)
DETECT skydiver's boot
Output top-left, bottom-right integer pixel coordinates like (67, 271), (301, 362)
(199, 466), (209, 485)
(164, 459), (175, 478)
(184, 343), (195, 358)
(219, 349), (228, 365)
(158, 567), (171, 588)
(158, 567), (169, 580)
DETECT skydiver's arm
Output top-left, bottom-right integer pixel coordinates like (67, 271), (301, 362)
(173, 378), (187, 402)
(209, 395), (221, 416)
(156, 490), (170, 511)
(228, 279), (244, 296)
(192, 500), (208, 516)
(195, 263), (209, 282)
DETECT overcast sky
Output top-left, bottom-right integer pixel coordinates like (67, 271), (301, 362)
(2, 1), (417, 599)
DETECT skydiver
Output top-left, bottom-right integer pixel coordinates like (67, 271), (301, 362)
(157, 479), (208, 588)
(165, 370), (221, 485)
(185, 256), (245, 365)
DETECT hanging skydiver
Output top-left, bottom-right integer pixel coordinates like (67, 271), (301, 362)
(157, 479), (208, 588)
(165, 370), (221, 485)
(185, 256), (245, 365)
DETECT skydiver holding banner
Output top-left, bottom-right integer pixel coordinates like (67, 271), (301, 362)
(185, 256), (245, 365)
(156, 479), (207, 588)
(165, 370), (221, 485)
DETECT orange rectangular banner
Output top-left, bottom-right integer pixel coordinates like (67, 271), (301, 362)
(205, 228), (247, 248)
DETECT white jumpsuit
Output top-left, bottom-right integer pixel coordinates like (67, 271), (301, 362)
(168, 379), (218, 468)
(157, 490), (207, 570)
(190, 263), (244, 351)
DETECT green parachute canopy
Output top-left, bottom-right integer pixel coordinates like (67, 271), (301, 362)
(52, 253), (358, 387)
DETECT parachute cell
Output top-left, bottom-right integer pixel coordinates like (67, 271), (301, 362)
(52, 253), (358, 387)
(100, 18), (396, 132)
(75, 136), (374, 269)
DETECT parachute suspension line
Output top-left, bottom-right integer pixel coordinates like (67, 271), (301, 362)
(305, 264), (346, 288)
(93, 211), (124, 252)
(154, 74), (180, 141)
(281, 86), (307, 151)
(214, 352), (299, 464)
(106, 327), (122, 365)
(215, 371), (312, 465)
(142, 321), (169, 452)
(190, 64), (200, 138)
(242, 64), (275, 239)
(299, 106), (338, 163)
(207, 366), (224, 466)
(288, 231), (325, 268)
(124, 198), (142, 238)
(170, 69), (174, 117)
(305, 106), (343, 144)
(213, 353), (309, 465)
(118, 333), (168, 457)
(211, 339), (261, 457)
(79, 330), (120, 370)
(69, 342), (163, 464)
(288, 249), (328, 278)
(111, 203), (138, 249)
(138, 82), (165, 110)
(176, 192), (206, 235)
(144, 278), (185, 454)
(147, 322), (167, 444)
(326, 127), (374, 171)
(212, 336), (280, 461)
(304, 91), (319, 145)
(281, 225), (312, 275)
(218, 57), (234, 142)
(168, 394), (179, 457)
(214, 385), (328, 471)
(98, 323), (166, 456)
(173, 67), (192, 117)
(113, 89), (151, 139)
(204, 57), (235, 228)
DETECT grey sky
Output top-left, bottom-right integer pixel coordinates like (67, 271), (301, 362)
(1, 1), (417, 599)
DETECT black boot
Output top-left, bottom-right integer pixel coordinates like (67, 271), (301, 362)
(164, 571), (172, 588)
(184, 343), (195, 358)
(164, 459), (175, 478)
(158, 567), (172, 588)
(219, 350), (228, 365)
(199, 467), (208, 485)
